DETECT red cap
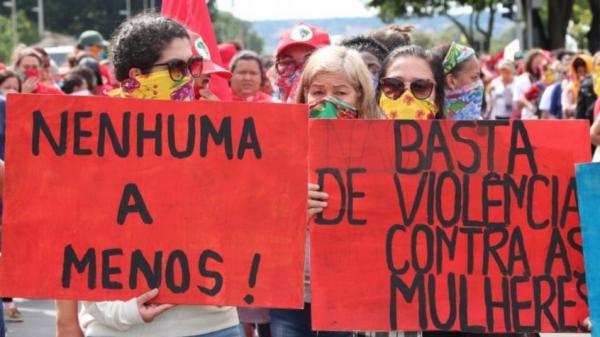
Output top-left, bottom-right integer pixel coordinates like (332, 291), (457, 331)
(189, 30), (232, 79)
(0, 63), (5, 71)
(218, 43), (238, 69)
(275, 23), (330, 57)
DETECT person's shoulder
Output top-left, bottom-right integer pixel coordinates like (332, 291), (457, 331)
(37, 83), (65, 95)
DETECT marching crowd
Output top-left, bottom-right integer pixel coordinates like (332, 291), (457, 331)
(0, 10), (599, 337)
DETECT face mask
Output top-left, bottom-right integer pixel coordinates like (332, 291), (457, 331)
(309, 96), (358, 119)
(379, 91), (438, 120)
(593, 65), (600, 97)
(88, 45), (106, 60)
(444, 80), (484, 120)
(109, 69), (194, 101)
(275, 67), (301, 102)
(19, 69), (39, 81)
(543, 68), (557, 85)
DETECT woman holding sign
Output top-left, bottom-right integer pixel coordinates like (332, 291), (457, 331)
(56, 13), (242, 337)
(271, 45), (379, 337)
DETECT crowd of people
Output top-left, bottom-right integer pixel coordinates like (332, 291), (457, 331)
(0, 10), (599, 337)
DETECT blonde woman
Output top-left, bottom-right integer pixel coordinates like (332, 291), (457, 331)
(270, 45), (380, 337)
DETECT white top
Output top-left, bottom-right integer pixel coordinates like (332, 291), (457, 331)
(80, 300), (239, 337)
(512, 73), (535, 119)
(488, 77), (514, 119)
(538, 83), (558, 112)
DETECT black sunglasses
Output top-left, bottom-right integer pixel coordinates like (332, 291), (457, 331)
(380, 77), (435, 100)
(153, 55), (204, 81)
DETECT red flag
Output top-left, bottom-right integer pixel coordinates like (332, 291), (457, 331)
(161, 0), (232, 100)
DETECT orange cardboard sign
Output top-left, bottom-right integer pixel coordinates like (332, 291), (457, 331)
(0, 94), (308, 308)
(309, 119), (590, 332)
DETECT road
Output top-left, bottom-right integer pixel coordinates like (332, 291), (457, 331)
(4, 299), (592, 337)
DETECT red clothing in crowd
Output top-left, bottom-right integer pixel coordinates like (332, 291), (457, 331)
(230, 90), (272, 103)
(34, 82), (64, 95)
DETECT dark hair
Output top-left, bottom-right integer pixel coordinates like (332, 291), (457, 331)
(69, 66), (96, 94)
(573, 57), (587, 70)
(524, 49), (545, 76)
(230, 50), (266, 82)
(369, 25), (412, 52)
(110, 13), (189, 81)
(0, 69), (20, 92)
(340, 35), (390, 64)
(14, 48), (43, 68)
(78, 56), (103, 86)
(259, 54), (275, 70)
(61, 73), (86, 94)
(381, 45), (445, 118)
(554, 49), (574, 62)
(32, 46), (51, 68)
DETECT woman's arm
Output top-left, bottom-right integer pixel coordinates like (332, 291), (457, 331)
(590, 117), (600, 146)
(55, 300), (84, 337)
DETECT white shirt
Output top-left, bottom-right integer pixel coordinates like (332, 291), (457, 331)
(512, 73), (535, 119)
(488, 77), (514, 119)
(80, 301), (239, 337)
(538, 83), (558, 112)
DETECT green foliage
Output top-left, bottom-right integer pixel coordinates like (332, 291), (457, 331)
(367, 0), (498, 52)
(0, 0), (263, 59)
(212, 11), (264, 53)
(569, 0), (592, 49)
(0, 10), (38, 64)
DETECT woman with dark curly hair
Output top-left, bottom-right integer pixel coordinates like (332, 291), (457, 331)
(56, 13), (242, 337)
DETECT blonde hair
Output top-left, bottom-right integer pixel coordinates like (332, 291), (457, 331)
(295, 45), (380, 119)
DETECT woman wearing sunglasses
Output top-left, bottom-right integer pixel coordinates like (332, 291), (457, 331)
(56, 13), (242, 337)
(379, 45), (445, 120)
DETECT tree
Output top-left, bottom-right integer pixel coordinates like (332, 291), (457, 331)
(588, 0), (600, 52)
(0, 10), (39, 63)
(0, 0), (264, 54)
(207, 0), (264, 53)
(366, 0), (498, 52)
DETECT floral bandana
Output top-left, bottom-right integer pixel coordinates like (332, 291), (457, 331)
(594, 65), (600, 97)
(309, 96), (358, 119)
(442, 42), (476, 74)
(275, 67), (302, 102)
(109, 69), (194, 101)
(444, 80), (484, 120)
(379, 91), (437, 120)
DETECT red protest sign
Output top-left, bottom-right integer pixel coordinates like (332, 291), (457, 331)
(0, 94), (307, 308)
(309, 120), (590, 332)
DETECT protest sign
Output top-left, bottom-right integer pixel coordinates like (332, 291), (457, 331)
(576, 162), (600, 337)
(309, 119), (590, 332)
(0, 94), (308, 308)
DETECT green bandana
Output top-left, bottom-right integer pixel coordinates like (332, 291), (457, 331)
(309, 96), (358, 119)
(442, 41), (476, 74)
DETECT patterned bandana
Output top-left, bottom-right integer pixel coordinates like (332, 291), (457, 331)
(275, 68), (302, 103)
(442, 42), (476, 74)
(309, 96), (358, 119)
(379, 91), (437, 120)
(444, 80), (484, 120)
(109, 69), (194, 101)
(594, 65), (600, 97)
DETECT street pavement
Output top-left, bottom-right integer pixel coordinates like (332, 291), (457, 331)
(4, 298), (593, 337)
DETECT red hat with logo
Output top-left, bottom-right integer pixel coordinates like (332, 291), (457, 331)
(275, 23), (331, 58)
(189, 30), (232, 79)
